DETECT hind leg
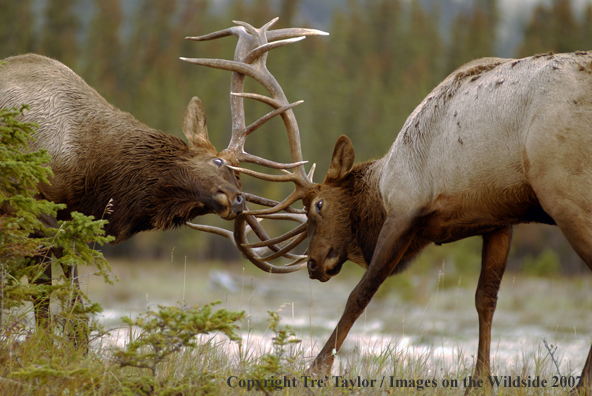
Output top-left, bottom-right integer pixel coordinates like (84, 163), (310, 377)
(548, 214), (592, 392)
(31, 214), (87, 346)
(529, 174), (592, 392)
(525, 110), (592, 392)
(61, 260), (89, 349)
(554, 217), (592, 393)
(532, 189), (592, 392)
(29, 214), (59, 328)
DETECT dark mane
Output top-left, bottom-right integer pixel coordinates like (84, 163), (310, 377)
(346, 161), (387, 265)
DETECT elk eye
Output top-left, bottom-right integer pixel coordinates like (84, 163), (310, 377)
(316, 200), (323, 214)
(213, 158), (223, 167)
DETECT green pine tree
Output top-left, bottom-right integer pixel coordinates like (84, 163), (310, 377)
(518, 0), (581, 57)
(0, 103), (114, 338)
(0, 0), (35, 59)
(83, 0), (124, 103)
(38, 0), (80, 68)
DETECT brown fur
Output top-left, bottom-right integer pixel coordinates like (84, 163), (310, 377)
(454, 62), (503, 81)
(0, 54), (244, 244)
(305, 161), (386, 276)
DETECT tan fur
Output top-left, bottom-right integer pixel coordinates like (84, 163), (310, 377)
(306, 51), (592, 393)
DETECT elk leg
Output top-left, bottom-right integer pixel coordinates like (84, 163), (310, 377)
(32, 255), (53, 329)
(551, 220), (592, 392)
(61, 261), (89, 349)
(466, 226), (512, 393)
(310, 213), (417, 372)
(523, 109), (592, 392)
(31, 213), (59, 328)
(528, 188), (592, 391)
(32, 212), (88, 346)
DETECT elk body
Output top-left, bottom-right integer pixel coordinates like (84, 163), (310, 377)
(0, 53), (244, 326)
(0, 54), (244, 243)
(302, 51), (592, 391)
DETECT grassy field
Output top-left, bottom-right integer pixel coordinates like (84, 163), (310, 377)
(2, 249), (592, 395)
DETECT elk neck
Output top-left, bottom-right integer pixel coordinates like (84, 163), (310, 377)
(49, 124), (215, 244)
(346, 160), (387, 266)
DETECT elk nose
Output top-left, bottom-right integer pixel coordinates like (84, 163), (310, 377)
(231, 193), (244, 214)
(307, 259), (318, 272)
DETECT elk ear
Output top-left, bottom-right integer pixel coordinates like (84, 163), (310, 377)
(325, 135), (355, 182)
(183, 97), (213, 149)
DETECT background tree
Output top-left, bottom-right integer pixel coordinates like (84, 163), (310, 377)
(38, 0), (80, 68)
(447, 0), (499, 71)
(519, 0), (580, 56)
(0, 0), (35, 59)
(1, 0), (590, 273)
(83, 0), (124, 104)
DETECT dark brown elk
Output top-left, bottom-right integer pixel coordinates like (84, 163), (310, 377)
(0, 54), (245, 243)
(0, 53), (243, 327)
(238, 52), (592, 393)
(0, 19), (327, 327)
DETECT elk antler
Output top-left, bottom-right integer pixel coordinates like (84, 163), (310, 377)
(182, 18), (326, 273)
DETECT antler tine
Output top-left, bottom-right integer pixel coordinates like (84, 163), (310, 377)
(243, 37), (305, 64)
(185, 26), (244, 42)
(187, 23), (328, 44)
(267, 28), (329, 41)
(255, 213), (307, 221)
(232, 157), (308, 170)
(185, 219), (262, 249)
(243, 192), (305, 214)
(243, 214), (305, 260)
(234, 214), (307, 273)
(247, 222), (307, 248)
(228, 164), (313, 185)
(186, 222), (234, 240)
(244, 188), (309, 216)
(256, 232), (308, 261)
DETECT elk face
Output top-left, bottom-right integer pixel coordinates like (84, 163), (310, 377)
(182, 97), (244, 220)
(304, 136), (362, 282)
(181, 151), (243, 220)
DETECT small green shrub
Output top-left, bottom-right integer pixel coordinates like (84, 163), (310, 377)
(114, 302), (244, 395)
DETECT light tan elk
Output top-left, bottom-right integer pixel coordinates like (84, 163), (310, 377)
(227, 51), (592, 393)
(305, 52), (592, 392)
(0, 19), (325, 324)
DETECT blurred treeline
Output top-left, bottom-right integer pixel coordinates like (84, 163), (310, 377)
(1, 0), (591, 274)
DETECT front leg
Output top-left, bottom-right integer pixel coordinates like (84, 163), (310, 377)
(310, 212), (418, 372)
(473, 227), (512, 381)
(61, 261), (89, 347)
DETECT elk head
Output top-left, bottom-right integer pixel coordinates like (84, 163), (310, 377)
(303, 136), (385, 282)
(180, 96), (244, 221)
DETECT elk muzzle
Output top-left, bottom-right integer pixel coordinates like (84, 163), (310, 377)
(307, 247), (343, 282)
(214, 186), (244, 220)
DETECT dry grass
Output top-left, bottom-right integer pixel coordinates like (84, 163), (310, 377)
(2, 256), (591, 395)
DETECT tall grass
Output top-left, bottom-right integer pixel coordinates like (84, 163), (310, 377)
(2, 255), (588, 395)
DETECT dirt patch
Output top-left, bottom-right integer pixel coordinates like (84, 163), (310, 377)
(454, 62), (503, 82)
